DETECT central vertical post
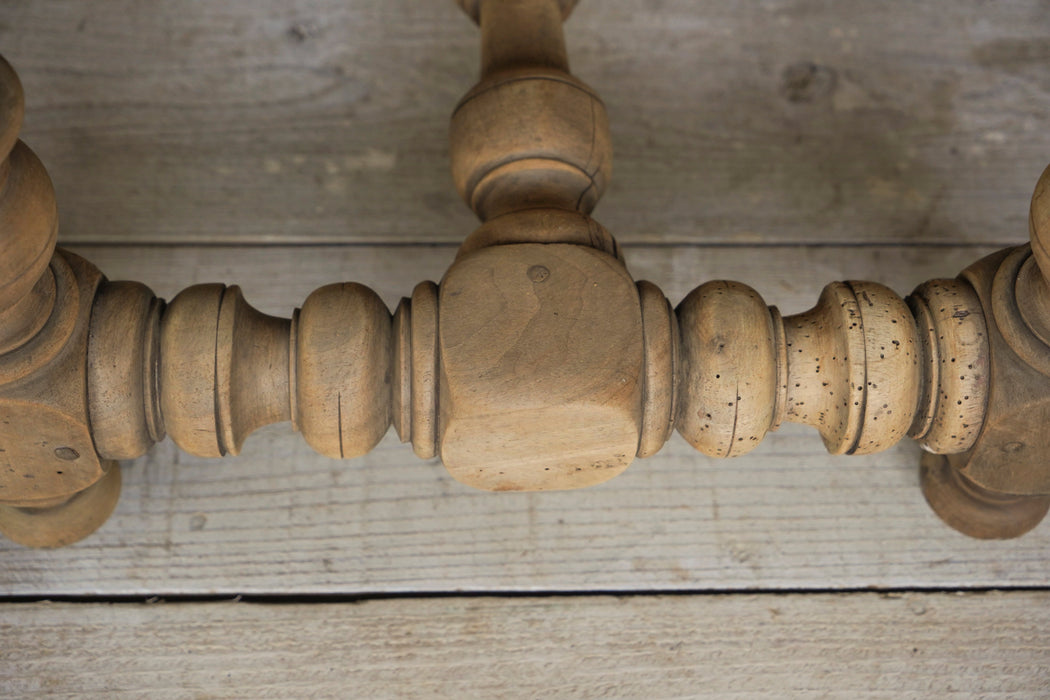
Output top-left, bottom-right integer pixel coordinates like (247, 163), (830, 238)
(480, 0), (569, 76)
(451, 0), (609, 223)
(433, 0), (667, 490)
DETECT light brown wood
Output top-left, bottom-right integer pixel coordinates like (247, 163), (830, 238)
(1030, 163), (1050, 283)
(0, 461), (120, 549)
(0, 146), (56, 353)
(676, 281), (778, 457)
(3, 6), (1049, 691)
(910, 170), (1050, 539)
(457, 209), (621, 261)
(390, 281), (441, 460)
(1, 0), (1050, 547)
(921, 452), (1050, 540)
(907, 279), (988, 453)
(439, 243), (643, 490)
(5, 592), (1050, 697)
(0, 259), (114, 547)
(636, 279), (677, 458)
(87, 281), (164, 459)
(100, 279), (397, 464)
(789, 281), (922, 455)
(158, 284), (238, 457)
(674, 274), (985, 463)
(924, 243), (1050, 538)
(295, 283), (392, 459)
(406, 280), (439, 460)
(0, 185), (110, 549)
(0, 53), (54, 355)
(478, 0), (570, 77)
(6, 242), (1050, 595)
(450, 0), (611, 220)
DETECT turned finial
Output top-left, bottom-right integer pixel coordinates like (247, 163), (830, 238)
(450, 0), (611, 222)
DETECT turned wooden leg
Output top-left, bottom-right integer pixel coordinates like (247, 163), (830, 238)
(0, 56), (119, 547)
(437, 0), (991, 493)
(913, 165), (1050, 539)
(3, 0), (1050, 547)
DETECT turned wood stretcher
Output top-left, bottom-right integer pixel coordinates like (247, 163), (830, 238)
(1, 0), (1049, 548)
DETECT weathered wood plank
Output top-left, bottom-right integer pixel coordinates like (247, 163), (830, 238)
(2, 243), (1048, 596)
(0, 0), (1047, 245)
(3, 592), (1049, 698)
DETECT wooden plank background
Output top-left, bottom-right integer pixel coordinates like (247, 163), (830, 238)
(4, 593), (1050, 698)
(4, 243), (1050, 598)
(2, 0), (1049, 246)
(1, 0), (1049, 696)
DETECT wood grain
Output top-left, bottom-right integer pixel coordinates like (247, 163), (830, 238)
(0, 2), (1047, 689)
(3, 592), (1049, 698)
(1, 243), (1048, 596)
(0, 0), (1046, 245)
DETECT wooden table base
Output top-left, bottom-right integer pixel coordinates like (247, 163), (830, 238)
(2, 0), (1050, 547)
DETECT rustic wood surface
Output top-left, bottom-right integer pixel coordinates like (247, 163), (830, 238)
(0, 0), (1047, 246)
(0, 243), (1046, 596)
(3, 0), (1050, 695)
(4, 593), (1050, 698)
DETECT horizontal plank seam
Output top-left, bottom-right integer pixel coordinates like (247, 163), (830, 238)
(3, 584), (1049, 605)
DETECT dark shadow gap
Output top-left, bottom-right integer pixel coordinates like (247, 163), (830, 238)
(2, 584), (1047, 606)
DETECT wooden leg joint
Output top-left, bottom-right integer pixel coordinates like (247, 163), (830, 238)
(4, 2), (1050, 546)
(439, 242), (644, 490)
(0, 251), (104, 499)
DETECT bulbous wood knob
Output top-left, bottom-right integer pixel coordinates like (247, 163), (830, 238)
(157, 284), (289, 457)
(676, 281), (779, 458)
(88, 279), (396, 463)
(674, 277), (987, 460)
(295, 283), (392, 459)
(450, 71), (611, 220)
(450, 0), (611, 221)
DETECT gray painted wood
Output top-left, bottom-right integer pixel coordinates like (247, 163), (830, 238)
(4, 593), (1050, 698)
(0, 0), (1047, 245)
(1, 2), (1047, 690)
(2, 243), (1047, 596)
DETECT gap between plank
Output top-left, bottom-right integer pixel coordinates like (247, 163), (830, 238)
(2, 584), (1048, 606)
